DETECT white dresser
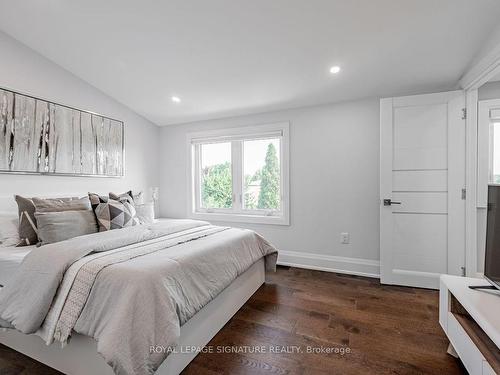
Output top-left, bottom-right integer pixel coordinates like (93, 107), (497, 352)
(440, 275), (500, 375)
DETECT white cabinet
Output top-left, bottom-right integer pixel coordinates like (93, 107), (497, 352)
(447, 312), (485, 374)
(439, 275), (500, 375)
(484, 361), (497, 375)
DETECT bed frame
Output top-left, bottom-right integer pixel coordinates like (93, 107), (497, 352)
(0, 257), (265, 375)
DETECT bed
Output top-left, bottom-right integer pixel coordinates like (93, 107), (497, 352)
(0, 217), (277, 375)
(0, 245), (34, 287)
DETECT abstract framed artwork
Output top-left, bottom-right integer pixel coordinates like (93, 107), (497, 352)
(0, 87), (124, 177)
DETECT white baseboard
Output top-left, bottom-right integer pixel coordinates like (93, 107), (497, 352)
(277, 250), (380, 278)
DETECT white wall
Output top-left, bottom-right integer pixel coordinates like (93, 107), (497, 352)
(0, 31), (160, 210)
(160, 98), (381, 276)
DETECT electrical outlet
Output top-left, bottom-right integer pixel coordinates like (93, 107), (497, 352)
(340, 232), (350, 244)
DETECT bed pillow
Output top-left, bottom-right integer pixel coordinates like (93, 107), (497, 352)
(89, 193), (139, 231)
(133, 191), (144, 205)
(15, 195), (86, 246)
(32, 196), (90, 212)
(35, 210), (98, 246)
(135, 203), (155, 225)
(0, 215), (20, 247)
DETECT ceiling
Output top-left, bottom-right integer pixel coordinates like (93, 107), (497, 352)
(1, 0), (500, 126)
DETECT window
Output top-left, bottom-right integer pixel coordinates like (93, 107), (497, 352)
(490, 120), (500, 183)
(479, 101), (500, 207)
(188, 122), (289, 225)
(243, 138), (281, 211)
(200, 142), (232, 209)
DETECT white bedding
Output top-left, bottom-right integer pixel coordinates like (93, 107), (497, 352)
(0, 220), (277, 375)
(0, 246), (34, 287)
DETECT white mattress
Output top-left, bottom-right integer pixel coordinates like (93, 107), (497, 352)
(0, 245), (34, 287)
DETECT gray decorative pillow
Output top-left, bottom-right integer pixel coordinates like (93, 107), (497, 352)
(35, 210), (98, 246)
(89, 193), (139, 231)
(32, 196), (90, 212)
(15, 195), (88, 247)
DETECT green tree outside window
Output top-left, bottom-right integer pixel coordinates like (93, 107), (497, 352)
(201, 142), (280, 210)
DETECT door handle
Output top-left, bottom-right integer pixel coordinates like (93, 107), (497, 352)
(383, 199), (401, 206)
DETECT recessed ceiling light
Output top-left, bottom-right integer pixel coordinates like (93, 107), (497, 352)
(329, 66), (341, 74)
(171, 96), (181, 103)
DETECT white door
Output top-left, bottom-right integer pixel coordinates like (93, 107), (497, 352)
(380, 91), (466, 289)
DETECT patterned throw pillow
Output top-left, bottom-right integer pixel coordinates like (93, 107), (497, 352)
(109, 190), (144, 206)
(14, 195), (38, 246)
(109, 191), (135, 206)
(88, 193), (139, 231)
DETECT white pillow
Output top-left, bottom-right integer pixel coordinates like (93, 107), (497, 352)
(133, 191), (144, 205)
(0, 215), (20, 247)
(135, 203), (155, 225)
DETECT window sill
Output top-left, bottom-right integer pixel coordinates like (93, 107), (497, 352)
(189, 211), (290, 226)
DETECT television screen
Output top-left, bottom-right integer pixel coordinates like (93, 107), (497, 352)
(485, 185), (500, 289)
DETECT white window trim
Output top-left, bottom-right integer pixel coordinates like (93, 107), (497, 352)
(187, 122), (290, 225)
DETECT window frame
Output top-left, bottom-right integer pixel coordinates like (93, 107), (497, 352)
(489, 119), (500, 184)
(478, 99), (500, 207)
(187, 122), (290, 225)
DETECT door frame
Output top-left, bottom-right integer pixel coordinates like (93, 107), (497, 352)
(460, 43), (500, 278)
(380, 91), (466, 288)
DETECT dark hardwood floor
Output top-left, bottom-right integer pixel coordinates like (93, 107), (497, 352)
(0, 266), (465, 375)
